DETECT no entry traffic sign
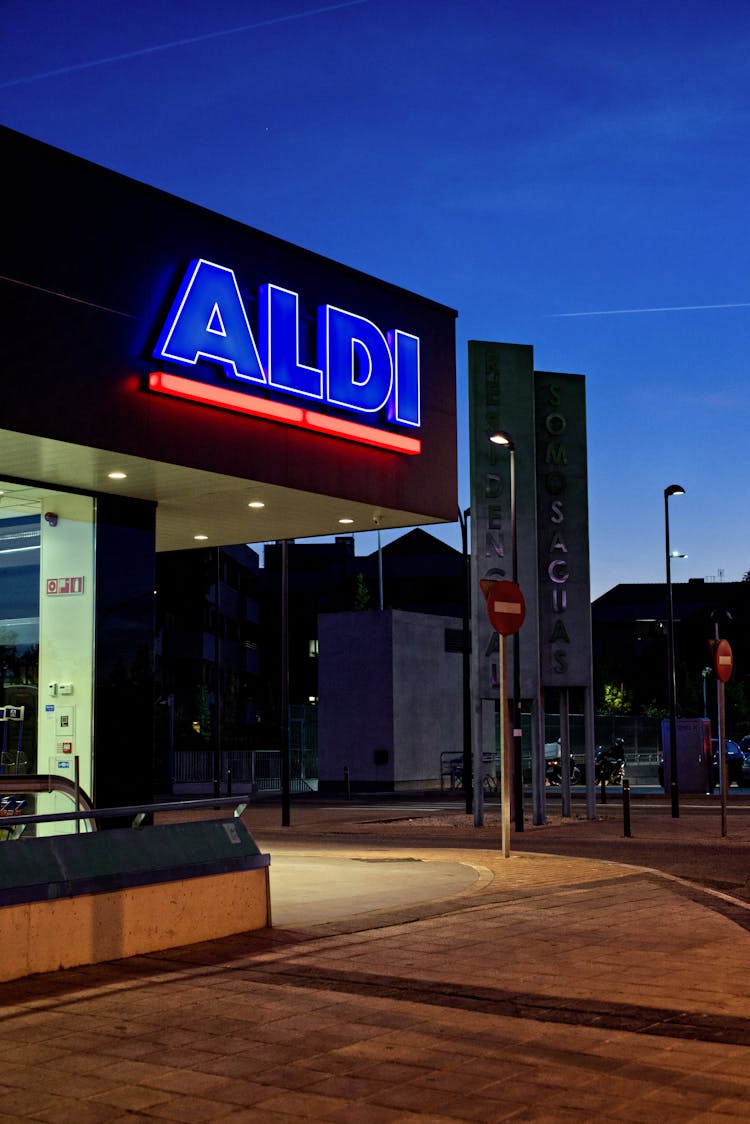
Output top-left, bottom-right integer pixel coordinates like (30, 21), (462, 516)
(480, 579), (526, 636)
(713, 638), (733, 683)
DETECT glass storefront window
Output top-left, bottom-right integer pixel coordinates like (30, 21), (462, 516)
(0, 482), (95, 836)
(0, 503), (41, 775)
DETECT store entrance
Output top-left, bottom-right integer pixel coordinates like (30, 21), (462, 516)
(0, 483), (42, 775)
(0, 482), (95, 828)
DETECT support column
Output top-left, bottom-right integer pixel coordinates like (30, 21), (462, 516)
(584, 684), (596, 820)
(560, 687), (571, 818)
(531, 692), (546, 825)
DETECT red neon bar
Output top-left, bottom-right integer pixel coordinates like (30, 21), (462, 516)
(301, 410), (422, 454)
(148, 372), (304, 423)
(148, 372), (422, 454)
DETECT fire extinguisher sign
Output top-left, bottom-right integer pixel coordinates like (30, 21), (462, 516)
(46, 576), (85, 596)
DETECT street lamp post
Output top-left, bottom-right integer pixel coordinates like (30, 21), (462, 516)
(489, 432), (523, 831)
(458, 505), (472, 815)
(281, 538), (290, 827)
(664, 483), (685, 819)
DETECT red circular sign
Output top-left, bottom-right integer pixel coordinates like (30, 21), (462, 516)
(714, 638), (733, 683)
(481, 579), (526, 636)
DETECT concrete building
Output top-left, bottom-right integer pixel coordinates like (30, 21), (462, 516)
(318, 609), (462, 792)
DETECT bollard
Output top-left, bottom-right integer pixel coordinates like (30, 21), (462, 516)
(600, 773), (607, 805)
(226, 765), (232, 797)
(343, 765), (351, 801)
(623, 777), (632, 837)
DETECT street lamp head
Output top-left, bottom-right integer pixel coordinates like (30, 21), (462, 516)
(665, 484), (685, 498)
(489, 430), (514, 449)
(669, 550), (687, 559)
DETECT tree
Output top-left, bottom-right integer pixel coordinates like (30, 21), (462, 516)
(600, 682), (633, 714)
(353, 573), (370, 611)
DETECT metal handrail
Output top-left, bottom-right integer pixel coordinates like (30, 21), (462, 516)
(0, 795), (252, 831)
(0, 773), (93, 809)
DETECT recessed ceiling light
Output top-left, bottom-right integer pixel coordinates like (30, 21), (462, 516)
(248, 501), (265, 509)
(108, 471), (127, 480)
(194, 534), (208, 541)
(338, 517), (355, 525)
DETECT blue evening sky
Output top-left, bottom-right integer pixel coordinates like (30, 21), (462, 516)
(2, 0), (748, 598)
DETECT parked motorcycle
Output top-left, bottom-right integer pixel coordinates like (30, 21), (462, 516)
(545, 741), (584, 786)
(567, 739), (626, 787)
(594, 739), (626, 786)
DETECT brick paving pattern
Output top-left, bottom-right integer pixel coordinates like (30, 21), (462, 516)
(0, 796), (748, 1120)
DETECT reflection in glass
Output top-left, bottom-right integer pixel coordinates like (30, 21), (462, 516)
(0, 513), (40, 775)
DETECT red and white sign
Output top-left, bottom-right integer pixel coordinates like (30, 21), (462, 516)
(46, 576), (85, 596)
(480, 579), (526, 636)
(714, 638), (733, 683)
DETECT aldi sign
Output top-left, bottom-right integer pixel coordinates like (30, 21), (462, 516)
(150, 259), (422, 454)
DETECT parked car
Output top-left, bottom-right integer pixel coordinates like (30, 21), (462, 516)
(711, 739), (750, 788)
(741, 739), (750, 787)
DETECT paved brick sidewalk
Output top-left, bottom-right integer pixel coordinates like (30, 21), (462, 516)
(0, 800), (748, 1121)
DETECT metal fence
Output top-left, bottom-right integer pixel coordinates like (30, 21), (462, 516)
(511, 713), (662, 776)
(172, 748), (316, 793)
(173, 712), (661, 793)
(517, 714), (661, 765)
(172, 705), (319, 793)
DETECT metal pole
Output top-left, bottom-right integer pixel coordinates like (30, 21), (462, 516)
(560, 687), (571, 818)
(459, 506), (473, 814)
(508, 446), (524, 832)
(499, 633), (511, 858)
(719, 676), (727, 838)
(167, 693), (175, 788)
(281, 539), (290, 826)
(74, 755), (80, 833)
(584, 684), (596, 820)
(532, 691), (546, 825)
(664, 486), (682, 818)
(715, 621), (728, 838)
(473, 702), (485, 827)
(377, 528), (384, 611)
(213, 547), (222, 800)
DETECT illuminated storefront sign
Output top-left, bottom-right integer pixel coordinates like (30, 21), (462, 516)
(150, 259), (422, 454)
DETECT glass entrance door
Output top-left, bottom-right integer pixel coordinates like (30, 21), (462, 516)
(0, 482), (95, 832)
(0, 485), (41, 777)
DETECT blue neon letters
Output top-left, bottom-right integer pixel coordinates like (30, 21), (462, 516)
(321, 305), (392, 415)
(154, 259), (420, 428)
(156, 261), (265, 384)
